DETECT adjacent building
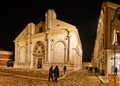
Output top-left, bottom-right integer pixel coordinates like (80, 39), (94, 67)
(93, 1), (120, 76)
(14, 9), (82, 70)
(0, 50), (12, 67)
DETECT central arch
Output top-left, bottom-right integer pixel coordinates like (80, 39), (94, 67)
(33, 41), (45, 68)
(53, 41), (66, 63)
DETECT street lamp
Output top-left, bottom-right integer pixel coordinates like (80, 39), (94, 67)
(112, 30), (120, 74)
(113, 42), (118, 74)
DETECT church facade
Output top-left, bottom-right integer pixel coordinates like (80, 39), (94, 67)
(14, 9), (82, 70)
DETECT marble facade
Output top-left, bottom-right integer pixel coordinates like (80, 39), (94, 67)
(14, 9), (82, 70)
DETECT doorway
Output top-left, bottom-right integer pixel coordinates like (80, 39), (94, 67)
(37, 58), (42, 68)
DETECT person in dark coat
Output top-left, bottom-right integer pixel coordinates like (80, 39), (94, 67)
(48, 66), (53, 82)
(53, 65), (59, 83)
(114, 67), (117, 75)
(63, 66), (67, 74)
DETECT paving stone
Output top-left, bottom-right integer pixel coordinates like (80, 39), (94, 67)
(0, 68), (110, 86)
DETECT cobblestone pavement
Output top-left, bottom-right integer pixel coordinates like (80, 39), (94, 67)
(0, 69), (109, 86)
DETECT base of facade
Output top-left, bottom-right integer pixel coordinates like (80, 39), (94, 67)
(14, 62), (82, 71)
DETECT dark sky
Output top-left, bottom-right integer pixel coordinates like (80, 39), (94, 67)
(0, 0), (119, 61)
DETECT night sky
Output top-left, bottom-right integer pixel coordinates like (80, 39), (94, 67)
(0, 0), (119, 61)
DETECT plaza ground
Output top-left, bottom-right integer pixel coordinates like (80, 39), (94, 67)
(0, 68), (111, 86)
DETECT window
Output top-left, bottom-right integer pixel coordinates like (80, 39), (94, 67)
(117, 14), (120, 20)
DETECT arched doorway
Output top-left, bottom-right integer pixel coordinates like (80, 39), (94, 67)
(33, 41), (45, 68)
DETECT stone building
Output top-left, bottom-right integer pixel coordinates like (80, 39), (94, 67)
(0, 50), (12, 67)
(93, 1), (120, 75)
(14, 9), (82, 70)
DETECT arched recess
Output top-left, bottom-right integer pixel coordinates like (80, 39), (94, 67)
(33, 41), (45, 68)
(53, 41), (66, 63)
(19, 47), (26, 63)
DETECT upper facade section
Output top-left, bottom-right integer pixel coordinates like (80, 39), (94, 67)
(14, 9), (78, 42)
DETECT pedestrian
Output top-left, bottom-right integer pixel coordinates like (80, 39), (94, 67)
(114, 67), (117, 75)
(53, 65), (59, 83)
(63, 65), (67, 74)
(48, 66), (53, 82)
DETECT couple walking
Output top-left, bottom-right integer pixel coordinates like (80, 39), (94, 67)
(48, 65), (59, 83)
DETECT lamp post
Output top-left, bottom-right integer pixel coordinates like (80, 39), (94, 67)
(113, 42), (117, 74)
(113, 30), (120, 74)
